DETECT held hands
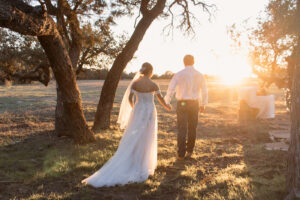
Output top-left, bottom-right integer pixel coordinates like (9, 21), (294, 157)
(165, 104), (172, 111)
(199, 106), (205, 113)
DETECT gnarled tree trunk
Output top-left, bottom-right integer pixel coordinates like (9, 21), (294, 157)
(53, 0), (83, 137)
(55, 42), (81, 137)
(93, 0), (166, 130)
(0, 0), (95, 143)
(38, 34), (94, 143)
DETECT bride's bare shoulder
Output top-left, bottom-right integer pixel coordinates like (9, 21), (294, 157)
(150, 80), (159, 91)
(131, 78), (142, 89)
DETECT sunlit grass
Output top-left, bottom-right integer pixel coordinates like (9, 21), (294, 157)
(0, 80), (288, 199)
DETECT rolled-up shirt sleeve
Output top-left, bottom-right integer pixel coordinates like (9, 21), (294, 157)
(164, 75), (177, 104)
(199, 75), (208, 106)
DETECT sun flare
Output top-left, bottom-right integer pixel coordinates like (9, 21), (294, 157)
(216, 55), (252, 85)
(221, 75), (243, 85)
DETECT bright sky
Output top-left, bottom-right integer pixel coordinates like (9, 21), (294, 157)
(113, 0), (269, 80)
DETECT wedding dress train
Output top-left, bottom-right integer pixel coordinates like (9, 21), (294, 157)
(82, 90), (158, 187)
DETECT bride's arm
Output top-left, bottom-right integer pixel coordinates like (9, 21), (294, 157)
(129, 82), (137, 108)
(152, 83), (171, 111)
(129, 92), (134, 108)
(156, 92), (172, 111)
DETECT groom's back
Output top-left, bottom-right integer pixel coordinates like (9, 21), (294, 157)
(175, 67), (205, 97)
(164, 64), (208, 106)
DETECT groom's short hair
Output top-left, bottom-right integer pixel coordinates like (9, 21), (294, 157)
(183, 55), (194, 66)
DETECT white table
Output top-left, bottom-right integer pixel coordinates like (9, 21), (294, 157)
(239, 87), (275, 119)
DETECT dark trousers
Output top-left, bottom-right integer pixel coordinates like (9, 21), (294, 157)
(176, 100), (199, 157)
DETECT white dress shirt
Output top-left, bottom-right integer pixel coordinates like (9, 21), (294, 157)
(164, 66), (208, 106)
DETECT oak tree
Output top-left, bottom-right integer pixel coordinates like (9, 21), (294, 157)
(0, 0), (95, 143)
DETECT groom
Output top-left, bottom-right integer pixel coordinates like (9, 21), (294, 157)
(164, 54), (208, 160)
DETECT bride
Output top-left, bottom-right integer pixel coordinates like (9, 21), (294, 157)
(82, 62), (171, 187)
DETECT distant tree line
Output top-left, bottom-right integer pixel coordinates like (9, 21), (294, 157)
(0, 66), (176, 84)
(76, 68), (214, 80)
(76, 68), (175, 80)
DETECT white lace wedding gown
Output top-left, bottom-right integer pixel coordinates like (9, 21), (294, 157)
(82, 90), (158, 187)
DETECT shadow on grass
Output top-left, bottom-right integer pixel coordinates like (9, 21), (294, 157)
(0, 129), (120, 200)
(197, 115), (288, 200)
(0, 103), (289, 200)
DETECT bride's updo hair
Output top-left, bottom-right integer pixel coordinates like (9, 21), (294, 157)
(140, 62), (153, 75)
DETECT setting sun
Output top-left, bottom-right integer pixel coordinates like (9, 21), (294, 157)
(216, 55), (252, 85)
(221, 75), (243, 85)
(120, 0), (264, 78)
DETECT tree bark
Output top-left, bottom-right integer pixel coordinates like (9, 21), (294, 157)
(286, 1), (300, 199)
(0, 0), (56, 36)
(45, 0), (83, 138)
(93, 0), (166, 130)
(286, 46), (300, 200)
(54, 17), (82, 137)
(38, 34), (95, 143)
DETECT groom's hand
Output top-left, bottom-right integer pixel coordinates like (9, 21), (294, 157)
(199, 106), (205, 113)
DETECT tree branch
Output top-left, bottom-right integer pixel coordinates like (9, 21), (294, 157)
(0, 0), (57, 36)
(58, 0), (82, 68)
(150, 0), (166, 17)
(44, 0), (58, 15)
(73, 0), (83, 11)
(56, 0), (71, 48)
(164, 0), (215, 35)
(76, 49), (89, 75)
(10, 62), (51, 86)
(38, 0), (47, 13)
(140, 0), (150, 16)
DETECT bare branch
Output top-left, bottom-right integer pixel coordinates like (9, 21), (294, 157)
(178, 0), (192, 32)
(162, 0), (178, 37)
(163, 0), (215, 36)
(191, 0), (215, 18)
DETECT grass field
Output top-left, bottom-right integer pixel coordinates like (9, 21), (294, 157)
(0, 79), (288, 200)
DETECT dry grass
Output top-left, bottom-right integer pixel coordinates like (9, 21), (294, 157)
(0, 80), (288, 200)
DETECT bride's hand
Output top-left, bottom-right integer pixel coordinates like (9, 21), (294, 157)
(165, 104), (172, 111)
(130, 102), (134, 108)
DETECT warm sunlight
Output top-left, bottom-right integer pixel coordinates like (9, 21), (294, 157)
(119, 0), (267, 77)
(217, 55), (252, 85)
(221, 75), (243, 85)
(2, 0), (291, 198)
